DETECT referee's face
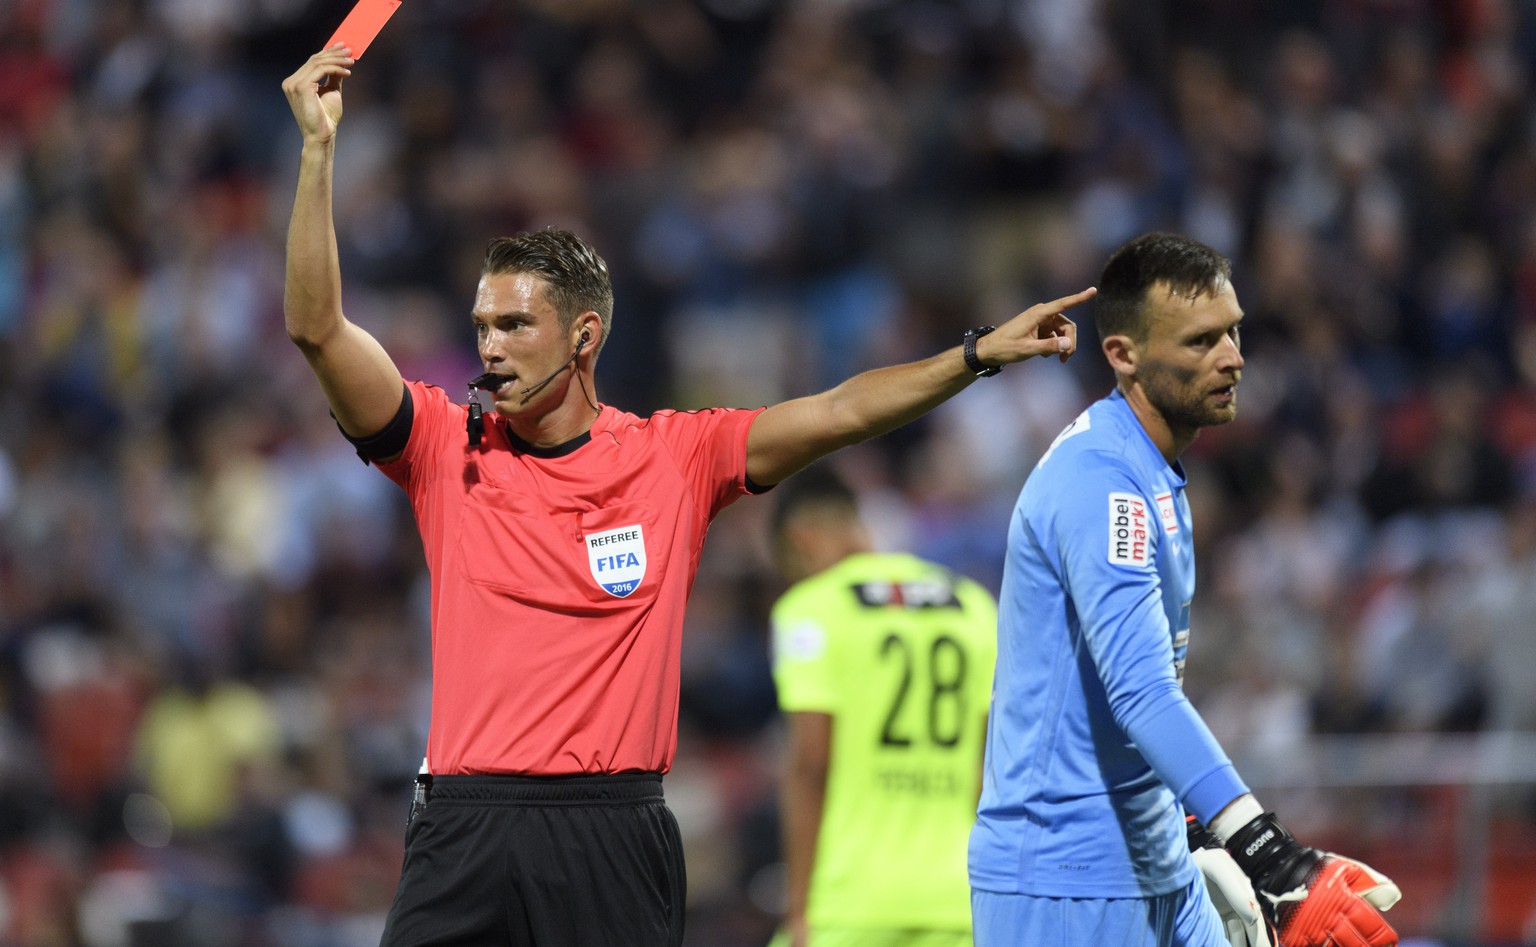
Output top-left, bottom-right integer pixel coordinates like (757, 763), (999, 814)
(471, 271), (576, 414)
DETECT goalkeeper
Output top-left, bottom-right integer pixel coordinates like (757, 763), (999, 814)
(969, 233), (1402, 947)
(769, 466), (997, 947)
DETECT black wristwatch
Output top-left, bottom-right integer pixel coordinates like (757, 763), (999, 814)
(963, 325), (1001, 377)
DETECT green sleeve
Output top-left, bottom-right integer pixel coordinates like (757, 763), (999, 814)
(770, 580), (843, 713)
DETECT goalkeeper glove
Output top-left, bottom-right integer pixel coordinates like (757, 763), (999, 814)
(1188, 816), (1274, 947)
(1225, 812), (1402, 947)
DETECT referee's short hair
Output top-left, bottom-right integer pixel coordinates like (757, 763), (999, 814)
(483, 227), (615, 351)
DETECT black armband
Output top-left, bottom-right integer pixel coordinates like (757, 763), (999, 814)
(336, 382), (413, 465)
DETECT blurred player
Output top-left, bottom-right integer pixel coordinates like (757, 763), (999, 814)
(281, 45), (1088, 947)
(769, 465), (996, 947)
(969, 233), (1403, 947)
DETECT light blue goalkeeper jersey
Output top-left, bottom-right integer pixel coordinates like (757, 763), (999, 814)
(969, 389), (1249, 899)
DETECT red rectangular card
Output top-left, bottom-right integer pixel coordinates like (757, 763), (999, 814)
(325, 0), (402, 59)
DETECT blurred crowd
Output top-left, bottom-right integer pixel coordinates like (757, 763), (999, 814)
(4, 0), (1536, 944)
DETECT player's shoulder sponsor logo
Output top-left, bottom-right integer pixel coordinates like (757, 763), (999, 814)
(1154, 491), (1179, 534)
(1107, 492), (1152, 567)
(585, 523), (647, 597)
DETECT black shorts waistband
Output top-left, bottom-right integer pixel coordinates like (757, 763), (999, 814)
(426, 773), (663, 806)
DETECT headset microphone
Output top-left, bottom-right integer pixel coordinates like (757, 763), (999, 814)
(516, 333), (588, 397)
(465, 333), (591, 445)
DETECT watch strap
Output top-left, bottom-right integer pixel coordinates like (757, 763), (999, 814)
(963, 325), (1001, 377)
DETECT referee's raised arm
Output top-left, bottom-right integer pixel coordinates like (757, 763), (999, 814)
(744, 286), (1092, 487)
(281, 46), (404, 452)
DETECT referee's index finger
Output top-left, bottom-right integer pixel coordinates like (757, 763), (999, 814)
(1049, 286), (1097, 311)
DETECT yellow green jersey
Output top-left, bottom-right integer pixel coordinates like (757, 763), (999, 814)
(772, 552), (998, 931)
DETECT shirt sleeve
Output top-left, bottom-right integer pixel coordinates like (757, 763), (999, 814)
(1044, 451), (1248, 824)
(376, 380), (460, 494)
(770, 583), (840, 714)
(957, 577), (999, 706)
(650, 407), (766, 519)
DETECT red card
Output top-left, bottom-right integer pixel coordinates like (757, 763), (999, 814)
(325, 0), (402, 60)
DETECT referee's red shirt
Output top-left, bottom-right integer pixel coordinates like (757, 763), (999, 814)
(378, 381), (763, 776)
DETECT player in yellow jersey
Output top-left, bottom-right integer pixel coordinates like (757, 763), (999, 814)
(768, 465), (998, 947)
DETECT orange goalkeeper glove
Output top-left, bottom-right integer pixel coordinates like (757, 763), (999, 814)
(1225, 812), (1402, 947)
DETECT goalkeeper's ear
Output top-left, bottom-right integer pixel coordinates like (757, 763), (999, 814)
(1324, 853), (1402, 912)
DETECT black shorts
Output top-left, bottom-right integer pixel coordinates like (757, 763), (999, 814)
(379, 773), (686, 947)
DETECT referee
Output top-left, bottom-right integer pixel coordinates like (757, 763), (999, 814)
(769, 466), (997, 947)
(281, 46), (1090, 947)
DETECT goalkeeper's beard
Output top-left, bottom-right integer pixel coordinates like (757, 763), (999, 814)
(1142, 365), (1240, 430)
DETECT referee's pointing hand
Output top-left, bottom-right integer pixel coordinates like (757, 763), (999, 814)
(976, 286), (1094, 367)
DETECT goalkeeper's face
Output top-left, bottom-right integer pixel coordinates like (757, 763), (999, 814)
(1135, 279), (1245, 432)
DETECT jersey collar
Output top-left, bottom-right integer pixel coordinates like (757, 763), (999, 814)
(505, 427), (592, 458)
(1106, 390), (1188, 487)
